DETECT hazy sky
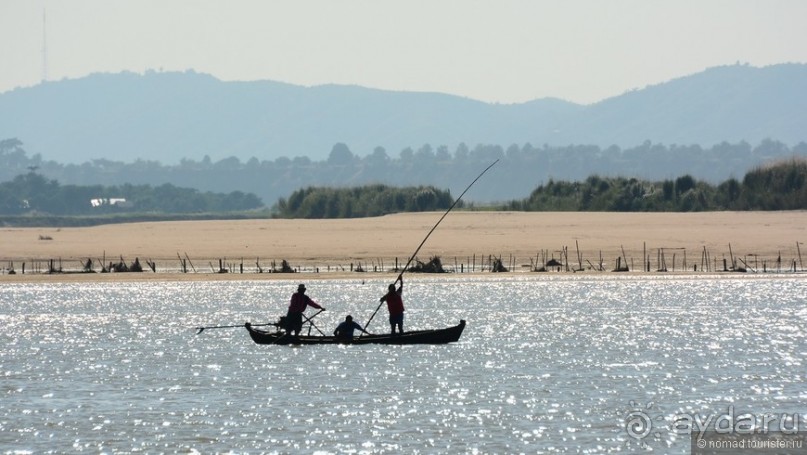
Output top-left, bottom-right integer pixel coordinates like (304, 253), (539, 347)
(1, 0), (806, 104)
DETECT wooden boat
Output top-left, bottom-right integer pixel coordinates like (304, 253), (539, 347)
(245, 320), (466, 345)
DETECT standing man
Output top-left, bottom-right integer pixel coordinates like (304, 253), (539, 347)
(379, 276), (404, 334)
(286, 283), (324, 336)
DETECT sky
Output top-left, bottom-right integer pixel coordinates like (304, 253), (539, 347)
(1, 0), (806, 105)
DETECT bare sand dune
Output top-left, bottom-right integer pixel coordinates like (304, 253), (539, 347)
(1, 211), (806, 280)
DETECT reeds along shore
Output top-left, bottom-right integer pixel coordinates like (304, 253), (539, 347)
(3, 241), (805, 277)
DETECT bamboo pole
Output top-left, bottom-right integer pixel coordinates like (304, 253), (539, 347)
(644, 242), (647, 272)
(728, 243), (735, 270)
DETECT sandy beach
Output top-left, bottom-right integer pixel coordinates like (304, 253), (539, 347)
(1, 211), (806, 281)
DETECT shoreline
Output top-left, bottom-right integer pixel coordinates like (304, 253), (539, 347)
(2, 267), (805, 284)
(2, 211), (806, 281)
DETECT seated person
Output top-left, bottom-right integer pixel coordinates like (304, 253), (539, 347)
(333, 315), (369, 341)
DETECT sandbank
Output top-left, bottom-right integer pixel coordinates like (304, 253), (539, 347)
(1, 211), (805, 281)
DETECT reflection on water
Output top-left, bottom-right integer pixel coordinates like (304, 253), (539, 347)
(1, 275), (805, 453)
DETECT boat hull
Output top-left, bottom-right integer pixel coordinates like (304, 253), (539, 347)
(245, 320), (466, 345)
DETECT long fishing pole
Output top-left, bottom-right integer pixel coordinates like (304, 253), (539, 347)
(195, 322), (276, 335)
(362, 159), (499, 332)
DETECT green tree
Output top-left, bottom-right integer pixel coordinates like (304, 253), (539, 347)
(328, 143), (354, 166)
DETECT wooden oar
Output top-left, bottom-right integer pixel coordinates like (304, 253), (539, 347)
(270, 310), (324, 344)
(362, 159), (499, 333)
(302, 310), (325, 336)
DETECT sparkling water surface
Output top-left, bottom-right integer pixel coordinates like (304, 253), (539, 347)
(1, 275), (805, 453)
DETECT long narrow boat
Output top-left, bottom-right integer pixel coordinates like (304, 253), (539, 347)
(245, 320), (466, 345)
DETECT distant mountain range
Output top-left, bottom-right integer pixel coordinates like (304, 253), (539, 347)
(0, 63), (805, 164)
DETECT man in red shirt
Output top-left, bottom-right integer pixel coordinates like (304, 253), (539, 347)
(286, 283), (325, 336)
(379, 276), (404, 334)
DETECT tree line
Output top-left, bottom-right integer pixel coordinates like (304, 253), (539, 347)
(276, 185), (456, 218)
(2, 137), (806, 206)
(504, 158), (807, 212)
(2, 138), (807, 218)
(0, 157), (805, 220)
(0, 172), (263, 216)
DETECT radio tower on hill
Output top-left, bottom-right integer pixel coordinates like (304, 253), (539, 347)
(41, 8), (48, 82)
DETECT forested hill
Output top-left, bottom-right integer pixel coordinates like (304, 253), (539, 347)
(0, 63), (805, 165)
(1, 138), (805, 205)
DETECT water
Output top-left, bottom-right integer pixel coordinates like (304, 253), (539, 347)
(1, 275), (805, 453)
